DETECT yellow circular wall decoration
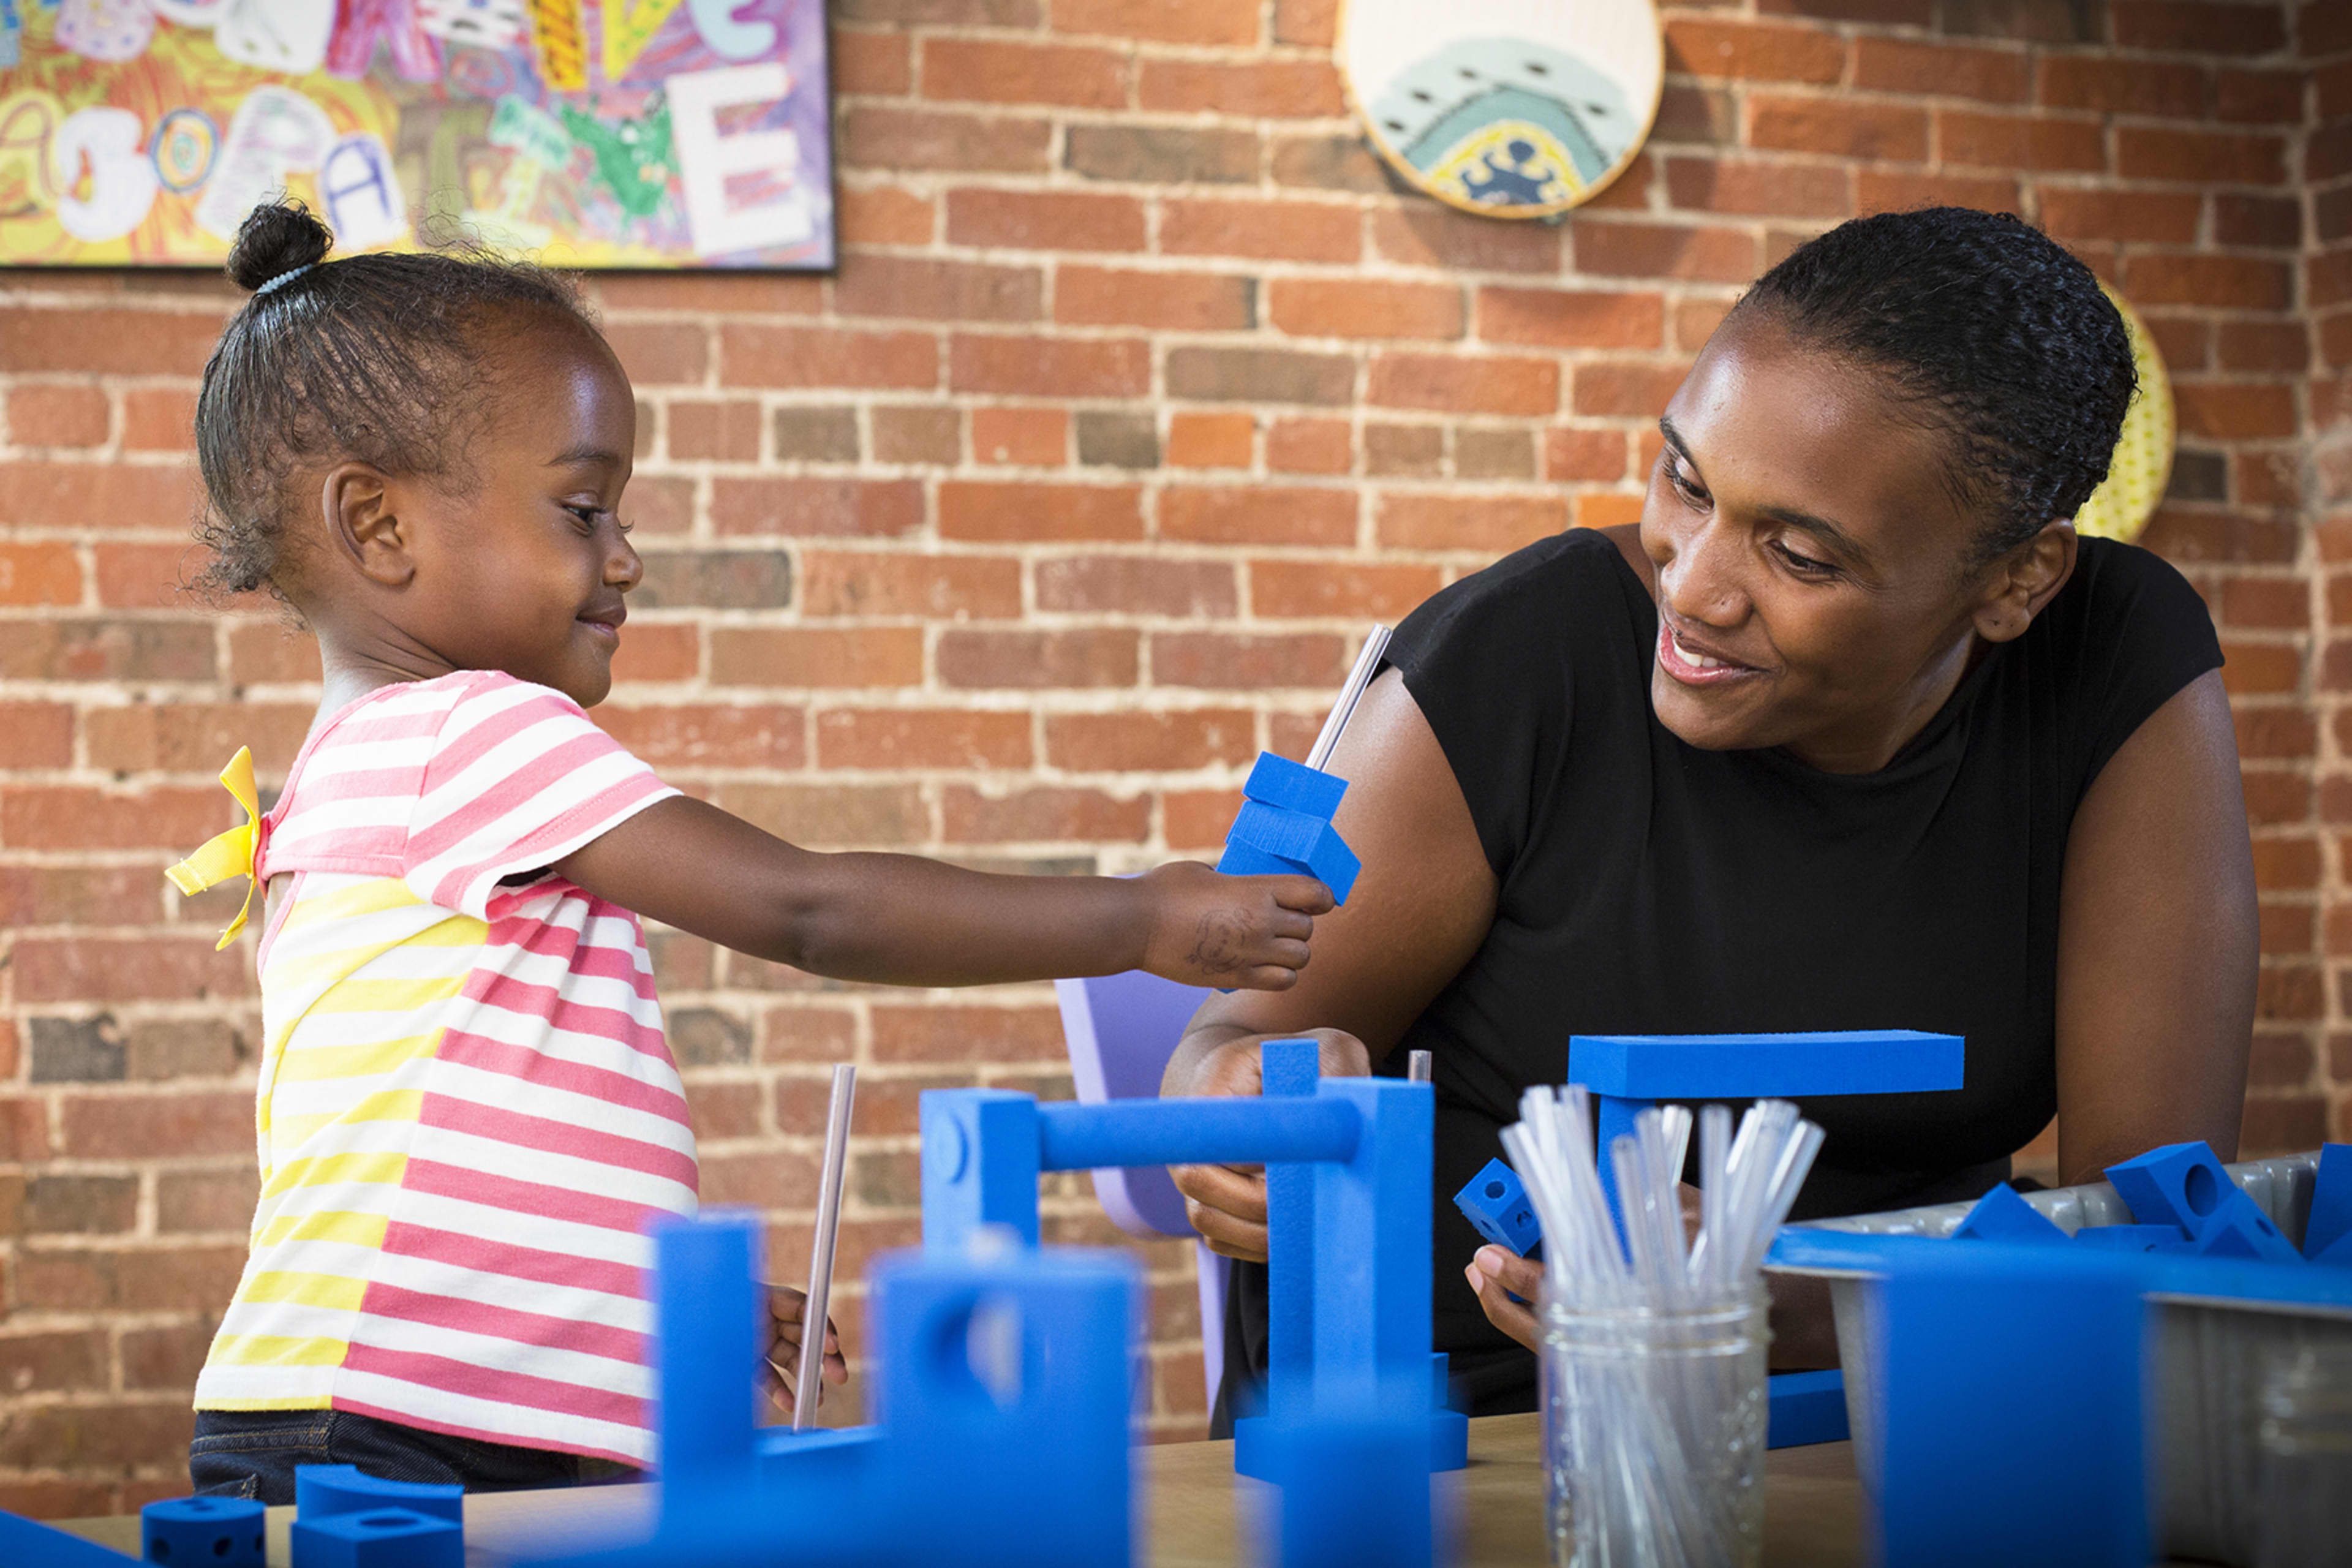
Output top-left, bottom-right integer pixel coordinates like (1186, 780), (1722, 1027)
(1339, 0), (1665, 220)
(2074, 284), (2174, 545)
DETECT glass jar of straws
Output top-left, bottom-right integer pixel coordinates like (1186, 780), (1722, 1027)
(1540, 1289), (1768, 1568)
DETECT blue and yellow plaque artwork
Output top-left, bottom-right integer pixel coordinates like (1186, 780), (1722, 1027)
(1341, 0), (1663, 219)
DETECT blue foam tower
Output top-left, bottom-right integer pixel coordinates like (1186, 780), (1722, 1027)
(1453, 1158), (1541, 1256)
(2304, 1143), (2351, 1260)
(143, 1498), (265, 1566)
(1950, 1183), (2068, 1245)
(1218, 753), (1360, 903)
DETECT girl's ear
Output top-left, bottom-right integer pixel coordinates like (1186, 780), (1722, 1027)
(322, 464), (413, 588)
(1970, 521), (2078, 645)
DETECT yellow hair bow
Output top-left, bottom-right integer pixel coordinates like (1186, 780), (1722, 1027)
(165, 746), (263, 951)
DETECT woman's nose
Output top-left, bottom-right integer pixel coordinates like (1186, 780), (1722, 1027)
(1659, 518), (1746, 628)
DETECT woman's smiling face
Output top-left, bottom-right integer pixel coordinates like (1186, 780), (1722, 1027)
(1640, 308), (2068, 775)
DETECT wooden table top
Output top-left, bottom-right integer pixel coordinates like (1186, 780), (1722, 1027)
(57, 1415), (1863, 1566)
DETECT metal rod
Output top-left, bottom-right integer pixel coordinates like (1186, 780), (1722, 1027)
(1407, 1050), (1432, 1084)
(1305, 624), (1392, 772)
(792, 1063), (856, 1432)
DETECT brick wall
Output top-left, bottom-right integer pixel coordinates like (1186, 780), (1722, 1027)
(0, 0), (2341, 1517)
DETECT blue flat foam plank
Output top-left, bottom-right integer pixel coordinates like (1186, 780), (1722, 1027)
(0, 1509), (137, 1566)
(1567, 1031), (1964, 1100)
(1766, 1369), (1849, 1449)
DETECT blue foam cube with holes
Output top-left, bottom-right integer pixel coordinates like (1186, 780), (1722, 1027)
(144, 1496), (265, 1566)
(294, 1466), (462, 1525)
(2188, 1190), (2300, 1264)
(289, 1507), (461, 1568)
(1950, 1183), (2068, 1244)
(1452, 1158), (1541, 1256)
(2104, 1141), (2236, 1235)
(2305, 1144), (2351, 1261)
(2073, 1224), (2190, 1254)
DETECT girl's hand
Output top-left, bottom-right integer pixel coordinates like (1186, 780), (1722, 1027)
(763, 1284), (848, 1412)
(1135, 862), (1333, 991)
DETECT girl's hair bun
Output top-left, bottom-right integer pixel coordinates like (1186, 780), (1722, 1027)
(225, 200), (334, 293)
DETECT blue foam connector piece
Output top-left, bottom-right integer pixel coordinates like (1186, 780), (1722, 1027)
(1452, 1158), (1542, 1256)
(143, 1497), (265, 1565)
(1950, 1183), (2068, 1245)
(1242, 752), (1348, 820)
(0, 1507), (140, 1565)
(293, 1467), (462, 1525)
(288, 1508), (461, 1568)
(2304, 1144), (2351, 1259)
(2189, 1190), (2300, 1264)
(2103, 1140), (2236, 1235)
(2074, 1224), (2190, 1253)
(1223, 802), (1362, 903)
(1765, 1368), (1849, 1449)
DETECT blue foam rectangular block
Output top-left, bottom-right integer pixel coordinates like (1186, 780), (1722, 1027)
(289, 1507), (462, 1568)
(1567, 1030), (1965, 1100)
(2104, 1141), (2236, 1235)
(1224, 801), (1362, 902)
(1453, 1158), (1542, 1255)
(1950, 1183), (2068, 1245)
(1242, 752), (1348, 819)
(2305, 1144), (2351, 1260)
(1766, 1368), (1849, 1449)
(2074, 1224), (2189, 1253)
(2188, 1191), (2299, 1264)
(0, 1508), (138, 1567)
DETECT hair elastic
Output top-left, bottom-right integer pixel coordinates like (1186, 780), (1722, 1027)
(252, 264), (315, 299)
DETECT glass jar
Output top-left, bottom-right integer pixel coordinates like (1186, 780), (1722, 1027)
(2255, 1340), (2352, 1568)
(1539, 1290), (1769, 1568)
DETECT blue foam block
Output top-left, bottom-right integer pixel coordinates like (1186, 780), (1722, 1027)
(1766, 1368), (1849, 1449)
(2188, 1191), (2299, 1264)
(2304, 1144), (2351, 1259)
(293, 1467), (461, 1525)
(2312, 1227), (2352, 1268)
(1242, 752), (1348, 820)
(1224, 802), (1362, 903)
(1452, 1158), (1542, 1256)
(1249, 1393), (1431, 1568)
(2104, 1141), (2235, 1235)
(1567, 1030), (1965, 1100)
(288, 1509), (461, 1568)
(1950, 1183), (2067, 1245)
(2074, 1224), (2189, 1253)
(0, 1508), (139, 1566)
(143, 1497), (265, 1566)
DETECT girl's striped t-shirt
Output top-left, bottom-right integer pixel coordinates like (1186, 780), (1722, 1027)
(193, 669), (691, 1466)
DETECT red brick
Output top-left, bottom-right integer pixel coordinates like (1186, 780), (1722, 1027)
(1266, 418), (1352, 475)
(2215, 67), (2303, 125)
(2253, 834), (2323, 889)
(1368, 207), (1561, 274)
(1850, 37), (2028, 102)
(2220, 638), (2302, 693)
(669, 399), (764, 462)
(815, 709), (1033, 770)
(839, 107), (1054, 174)
(922, 39), (1128, 108)
(7, 385), (110, 447)
(1665, 157), (1851, 219)
(1673, 300), (1736, 353)
(2035, 56), (2206, 116)
(721, 325), (938, 389)
(1574, 222), (1760, 283)
(971, 407), (1069, 467)
(0, 702), (74, 767)
(0, 541), (83, 606)
(2039, 189), (2204, 245)
(0, 307), (227, 376)
(59, 1091), (253, 1157)
(1272, 0), (1333, 45)
(120, 386), (199, 453)
(2110, 0), (2285, 54)
(0, 461), (197, 530)
(612, 624), (701, 684)
(1044, 710), (1256, 771)
(603, 322), (706, 386)
(944, 189), (1146, 252)
(799, 551), (1023, 619)
(1268, 279), (1464, 341)
(711, 477), (924, 538)
(1035, 554), (1237, 617)
(0, 618), (214, 682)
(1856, 172), (2021, 214)
(191, 623), (320, 690)
(2116, 127), (2286, 186)
(839, 184), (936, 246)
(1378, 493), (1568, 552)
(1139, 59), (1343, 117)
(835, 255), (1043, 323)
(1368, 355), (1559, 417)
(832, 24), (911, 94)
(1747, 97), (1929, 163)
(1055, 267), (1254, 331)
(943, 785), (1151, 844)
(940, 480), (1143, 541)
(1574, 361), (1692, 419)
(1664, 20), (1845, 83)
(2128, 254), (2296, 315)
(3, 786), (230, 850)
(1051, 0), (1258, 44)
(1939, 110), (2105, 172)
(709, 628), (926, 690)
(589, 704), (809, 767)
(1545, 428), (1629, 483)
(1250, 561), (1441, 620)
(1150, 631), (1346, 690)
(2218, 321), (2310, 375)
(870, 1003), (1069, 1064)
(718, 782), (928, 848)
(1577, 492), (1649, 532)
(1158, 485), (1356, 546)
(84, 702), (309, 775)
(938, 628), (1139, 688)
(1474, 288), (1663, 352)
(1161, 198), (1360, 263)
(948, 334), (1150, 398)
(1166, 412), (1254, 469)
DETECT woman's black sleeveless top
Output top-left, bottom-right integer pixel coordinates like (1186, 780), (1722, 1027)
(1219, 527), (2223, 1422)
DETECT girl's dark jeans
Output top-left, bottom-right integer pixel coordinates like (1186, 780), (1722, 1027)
(190, 1409), (640, 1505)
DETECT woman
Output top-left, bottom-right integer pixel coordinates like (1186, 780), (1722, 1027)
(1164, 208), (2256, 1421)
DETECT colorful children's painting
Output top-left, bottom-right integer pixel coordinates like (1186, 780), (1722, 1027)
(0, 0), (833, 268)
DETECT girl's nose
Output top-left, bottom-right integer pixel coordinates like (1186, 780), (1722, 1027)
(608, 531), (643, 591)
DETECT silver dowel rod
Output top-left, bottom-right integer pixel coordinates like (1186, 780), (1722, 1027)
(1407, 1050), (1432, 1084)
(792, 1063), (856, 1432)
(1304, 624), (1392, 773)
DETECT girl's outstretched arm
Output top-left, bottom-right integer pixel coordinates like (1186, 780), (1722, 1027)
(554, 796), (1331, 990)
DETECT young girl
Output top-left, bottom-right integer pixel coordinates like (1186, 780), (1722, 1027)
(169, 202), (1330, 1501)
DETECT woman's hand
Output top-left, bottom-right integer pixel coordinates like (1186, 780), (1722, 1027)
(1463, 1183), (1706, 1352)
(763, 1284), (847, 1412)
(1136, 862), (1333, 992)
(1167, 1028), (1371, 1261)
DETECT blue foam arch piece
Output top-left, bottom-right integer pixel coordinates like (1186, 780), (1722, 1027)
(1453, 1158), (1541, 1256)
(1950, 1183), (2068, 1245)
(288, 1508), (461, 1568)
(293, 1468), (461, 1525)
(1241, 752), (1348, 819)
(2305, 1144), (2351, 1259)
(143, 1497), (266, 1566)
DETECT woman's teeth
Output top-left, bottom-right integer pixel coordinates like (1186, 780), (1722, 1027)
(1673, 631), (1727, 670)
